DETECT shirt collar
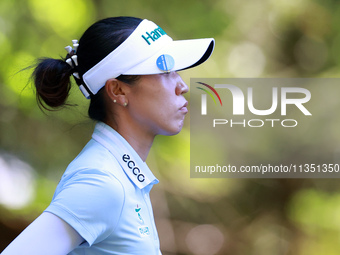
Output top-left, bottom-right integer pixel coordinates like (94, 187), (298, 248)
(92, 122), (159, 189)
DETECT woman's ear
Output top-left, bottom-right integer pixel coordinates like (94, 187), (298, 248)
(105, 78), (129, 106)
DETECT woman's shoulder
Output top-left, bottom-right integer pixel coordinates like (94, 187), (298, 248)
(52, 138), (126, 206)
(61, 138), (124, 185)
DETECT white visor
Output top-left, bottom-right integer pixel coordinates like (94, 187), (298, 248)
(82, 19), (215, 96)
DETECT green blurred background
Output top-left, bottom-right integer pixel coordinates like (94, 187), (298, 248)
(1, 0), (340, 254)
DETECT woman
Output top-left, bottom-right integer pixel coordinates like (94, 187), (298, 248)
(1, 16), (214, 255)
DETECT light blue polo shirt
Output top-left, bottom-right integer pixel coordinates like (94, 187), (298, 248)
(45, 122), (161, 254)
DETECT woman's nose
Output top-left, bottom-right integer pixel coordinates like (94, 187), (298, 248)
(175, 73), (189, 95)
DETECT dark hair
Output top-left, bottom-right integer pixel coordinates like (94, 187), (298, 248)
(32, 16), (142, 122)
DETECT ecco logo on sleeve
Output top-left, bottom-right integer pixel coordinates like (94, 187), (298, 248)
(122, 154), (146, 182)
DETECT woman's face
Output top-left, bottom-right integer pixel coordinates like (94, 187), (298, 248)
(127, 72), (189, 137)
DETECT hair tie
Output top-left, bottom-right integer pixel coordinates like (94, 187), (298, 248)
(64, 40), (91, 99)
(64, 40), (78, 69)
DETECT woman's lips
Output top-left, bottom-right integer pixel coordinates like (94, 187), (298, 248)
(180, 101), (188, 113)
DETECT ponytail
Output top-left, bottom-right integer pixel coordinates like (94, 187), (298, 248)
(31, 17), (143, 122)
(32, 57), (73, 110)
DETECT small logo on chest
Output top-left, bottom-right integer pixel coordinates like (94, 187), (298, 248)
(135, 205), (151, 237)
(135, 204), (144, 224)
(138, 226), (150, 237)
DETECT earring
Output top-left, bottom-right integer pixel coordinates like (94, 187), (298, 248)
(113, 99), (117, 103)
(124, 102), (128, 107)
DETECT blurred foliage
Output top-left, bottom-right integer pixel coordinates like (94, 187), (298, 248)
(1, 0), (340, 254)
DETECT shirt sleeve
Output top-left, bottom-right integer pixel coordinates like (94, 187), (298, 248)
(44, 169), (125, 246)
(0, 212), (83, 255)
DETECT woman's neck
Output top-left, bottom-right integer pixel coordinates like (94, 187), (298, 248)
(105, 119), (155, 162)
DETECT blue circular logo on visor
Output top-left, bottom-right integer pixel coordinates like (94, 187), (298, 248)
(156, 54), (175, 72)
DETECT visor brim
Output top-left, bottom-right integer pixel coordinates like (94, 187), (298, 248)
(122, 38), (215, 75)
